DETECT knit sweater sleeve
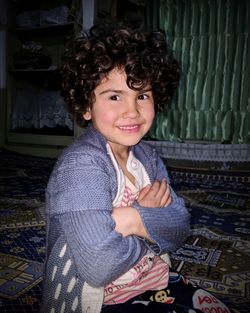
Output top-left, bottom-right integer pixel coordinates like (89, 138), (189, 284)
(47, 153), (147, 288)
(133, 153), (190, 254)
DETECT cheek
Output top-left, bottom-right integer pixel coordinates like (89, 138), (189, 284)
(102, 111), (116, 122)
(94, 109), (117, 125)
(146, 106), (155, 122)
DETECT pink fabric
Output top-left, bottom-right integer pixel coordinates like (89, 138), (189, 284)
(104, 255), (169, 304)
(120, 186), (139, 207)
(104, 183), (169, 305)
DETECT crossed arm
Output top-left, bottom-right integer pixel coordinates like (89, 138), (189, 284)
(112, 179), (171, 241)
(50, 153), (189, 286)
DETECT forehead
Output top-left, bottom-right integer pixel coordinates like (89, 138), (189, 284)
(99, 68), (126, 84)
(98, 68), (151, 91)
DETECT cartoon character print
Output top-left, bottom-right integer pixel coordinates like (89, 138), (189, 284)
(149, 289), (175, 304)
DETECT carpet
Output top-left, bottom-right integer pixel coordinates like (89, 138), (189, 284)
(166, 160), (250, 313)
(0, 148), (249, 313)
(0, 198), (45, 230)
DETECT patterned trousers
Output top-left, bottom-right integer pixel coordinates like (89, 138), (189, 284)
(101, 271), (231, 313)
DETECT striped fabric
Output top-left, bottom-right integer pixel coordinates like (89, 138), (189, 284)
(104, 176), (169, 305)
(104, 251), (169, 304)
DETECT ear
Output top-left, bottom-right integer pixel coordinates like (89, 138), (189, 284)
(83, 108), (92, 121)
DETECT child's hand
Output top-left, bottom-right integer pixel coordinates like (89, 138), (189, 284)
(112, 206), (152, 241)
(137, 179), (171, 208)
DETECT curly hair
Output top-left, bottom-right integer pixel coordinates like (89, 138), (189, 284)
(61, 23), (181, 127)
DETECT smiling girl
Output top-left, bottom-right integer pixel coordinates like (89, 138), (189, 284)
(41, 24), (231, 313)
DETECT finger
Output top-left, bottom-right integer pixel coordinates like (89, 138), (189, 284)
(149, 180), (161, 196)
(165, 196), (172, 207)
(138, 185), (151, 201)
(160, 191), (172, 207)
(159, 183), (171, 207)
(155, 179), (168, 199)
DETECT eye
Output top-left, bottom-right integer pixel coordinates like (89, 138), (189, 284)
(138, 93), (149, 100)
(110, 95), (120, 101)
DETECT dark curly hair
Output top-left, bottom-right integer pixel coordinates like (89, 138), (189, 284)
(61, 23), (181, 127)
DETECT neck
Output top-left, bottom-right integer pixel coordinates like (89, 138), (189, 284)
(115, 150), (136, 185)
(109, 143), (130, 163)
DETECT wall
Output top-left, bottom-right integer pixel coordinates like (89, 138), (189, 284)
(0, 0), (7, 147)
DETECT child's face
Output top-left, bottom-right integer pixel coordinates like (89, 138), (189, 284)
(83, 68), (155, 154)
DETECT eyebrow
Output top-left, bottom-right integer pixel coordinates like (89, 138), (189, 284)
(98, 88), (152, 95)
(98, 89), (123, 95)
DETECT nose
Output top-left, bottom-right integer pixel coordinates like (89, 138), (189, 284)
(123, 98), (139, 119)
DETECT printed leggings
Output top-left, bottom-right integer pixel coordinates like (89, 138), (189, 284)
(101, 271), (231, 313)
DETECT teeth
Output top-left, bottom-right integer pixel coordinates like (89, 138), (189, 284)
(119, 125), (138, 130)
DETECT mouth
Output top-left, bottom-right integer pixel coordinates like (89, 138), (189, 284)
(118, 125), (140, 132)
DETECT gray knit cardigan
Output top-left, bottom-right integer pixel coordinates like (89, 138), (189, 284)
(40, 124), (190, 313)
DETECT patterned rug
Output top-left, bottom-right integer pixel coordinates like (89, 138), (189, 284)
(0, 148), (249, 313)
(167, 161), (250, 313)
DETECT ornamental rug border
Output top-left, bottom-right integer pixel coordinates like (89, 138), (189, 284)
(178, 189), (250, 215)
(170, 227), (250, 312)
(0, 198), (45, 230)
(0, 252), (43, 300)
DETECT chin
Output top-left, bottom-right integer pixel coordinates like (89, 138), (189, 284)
(121, 138), (143, 146)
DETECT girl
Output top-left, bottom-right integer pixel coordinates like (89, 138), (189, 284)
(41, 24), (231, 313)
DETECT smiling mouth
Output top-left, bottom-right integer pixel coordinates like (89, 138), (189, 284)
(118, 125), (140, 131)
